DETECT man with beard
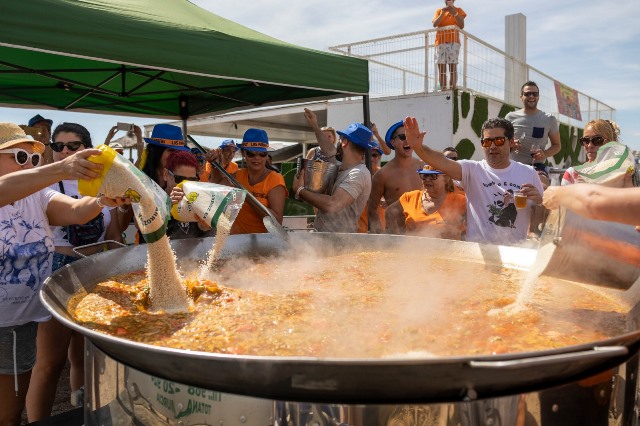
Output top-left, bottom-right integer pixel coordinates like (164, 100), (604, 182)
(404, 116), (543, 245)
(367, 121), (423, 233)
(506, 81), (560, 166)
(294, 111), (373, 233)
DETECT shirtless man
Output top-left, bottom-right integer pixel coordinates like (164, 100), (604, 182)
(367, 121), (422, 233)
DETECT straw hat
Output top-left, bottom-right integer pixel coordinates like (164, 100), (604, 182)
(0, 122), (45, 154)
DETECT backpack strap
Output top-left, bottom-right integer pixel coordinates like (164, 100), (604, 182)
(58, 181), (65, 194)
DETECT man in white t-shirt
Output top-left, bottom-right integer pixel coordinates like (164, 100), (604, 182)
(404, 116), (544, 245)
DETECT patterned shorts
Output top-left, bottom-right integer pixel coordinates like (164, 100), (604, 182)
(435, 43), (461, 65)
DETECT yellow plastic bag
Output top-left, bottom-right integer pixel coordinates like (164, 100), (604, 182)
(79, 145), (171, 243)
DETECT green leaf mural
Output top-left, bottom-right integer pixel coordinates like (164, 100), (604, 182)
(471, 96), (489, 138)
(461, 91), (471, 118)
(498, 104), (516, 118)
(453, 89), (459, 134)
(456, 138), (475, 160)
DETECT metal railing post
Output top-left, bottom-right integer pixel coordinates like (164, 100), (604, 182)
(424, 32), (430, 93)
(462, 33), (468, 91)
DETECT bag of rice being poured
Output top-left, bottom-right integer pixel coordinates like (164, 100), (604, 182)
(575, 142), (636, 188)
(79, 144), (171, 243)
(171, 181), (246, 228)
(79, 145), (191, 313)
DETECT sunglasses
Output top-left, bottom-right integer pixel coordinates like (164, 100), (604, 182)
(244, 150), (268, 158)
(480, 136), (507, 147)
(0, 148), (42, 167)
(522, 92), (539, 98)
(420, 174), (440, 180)
(51, 141), (84, 152)
(392, 134), (407, 141)
(579, 135), (606, 147)
(167, 169), (198, 183)
(446, 156), (458, 161)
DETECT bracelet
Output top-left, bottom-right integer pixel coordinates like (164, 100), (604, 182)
(96, 197), (105, 208)
(295, 186), (305, 200)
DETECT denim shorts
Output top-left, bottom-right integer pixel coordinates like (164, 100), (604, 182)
(0, 322), (38, 374)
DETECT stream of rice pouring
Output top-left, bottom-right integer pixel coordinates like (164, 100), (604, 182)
(100, 159), (192, 313)
(489, 243), (553, 316)
(201, 214), (232, 276)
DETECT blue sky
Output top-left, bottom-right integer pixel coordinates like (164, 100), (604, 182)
(2, 0), (639, 150)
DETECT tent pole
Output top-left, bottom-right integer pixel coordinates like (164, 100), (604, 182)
(362, 95), (371, 172)
(179, 95), (189, 140)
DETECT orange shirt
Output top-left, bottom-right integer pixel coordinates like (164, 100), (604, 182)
(433, 7), (466, 45)
(399, 190), (466, 239)
(231, 169), (287, 234)
(200, 161), (238, 182)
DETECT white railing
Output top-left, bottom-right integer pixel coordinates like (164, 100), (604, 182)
(329, 28), (614, 127)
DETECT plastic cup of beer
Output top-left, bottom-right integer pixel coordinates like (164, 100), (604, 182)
(514, 191), (527, 209)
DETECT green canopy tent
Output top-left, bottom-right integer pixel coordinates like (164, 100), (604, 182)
(0, 0), (368, 122)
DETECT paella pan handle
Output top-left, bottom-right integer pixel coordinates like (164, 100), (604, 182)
(72, 240), (127, 258)
(468, 346), (628, 370)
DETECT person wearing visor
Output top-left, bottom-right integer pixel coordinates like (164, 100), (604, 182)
(293, 122), (373, 233)
(210, 129), (287, 234)
(0, 123), (129, 426)
(385, 165), (466, 239)
(367, 120), (423, 234)
(404, 116), (543, 245)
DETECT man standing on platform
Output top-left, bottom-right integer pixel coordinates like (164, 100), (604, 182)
(506, 81), (561, 166)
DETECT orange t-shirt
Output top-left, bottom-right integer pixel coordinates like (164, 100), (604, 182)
(200, 161), (238, 182)
(231, 169), (287, 234)
(433, 7), (466, 45)
(399, 190), (466, 239)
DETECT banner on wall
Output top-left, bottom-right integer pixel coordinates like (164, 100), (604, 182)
(554, 81), (582, 121)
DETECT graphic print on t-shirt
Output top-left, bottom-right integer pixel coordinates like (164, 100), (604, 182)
(486, 188), (519, 228)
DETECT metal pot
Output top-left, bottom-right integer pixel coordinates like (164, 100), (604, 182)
(298, 158), (338, 193)
(41, 233), (640, 404)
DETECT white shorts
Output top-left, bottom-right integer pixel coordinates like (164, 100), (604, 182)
(435, 43), (461, 65)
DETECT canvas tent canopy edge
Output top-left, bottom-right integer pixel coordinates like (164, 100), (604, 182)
(0, 0), (369, 119)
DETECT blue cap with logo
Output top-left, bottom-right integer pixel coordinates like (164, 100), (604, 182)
(143, 124), (191, 152)
(241, 128), (269, 152)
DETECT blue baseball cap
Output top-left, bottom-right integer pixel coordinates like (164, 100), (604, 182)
(370, 139), (383, 156)
(241, 128), (269, 152)
(28, 114), (53, 128)
(220, 139), (237, 150)
(384, 121), (404, 150)
(336, 123), (373, 150)
(143, 124), (191, 152)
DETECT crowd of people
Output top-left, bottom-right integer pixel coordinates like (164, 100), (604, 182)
(1, 67), (639, 425)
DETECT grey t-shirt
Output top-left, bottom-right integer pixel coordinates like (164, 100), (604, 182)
(505, 109), (559, 164)
(314, 163), (372, 233)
